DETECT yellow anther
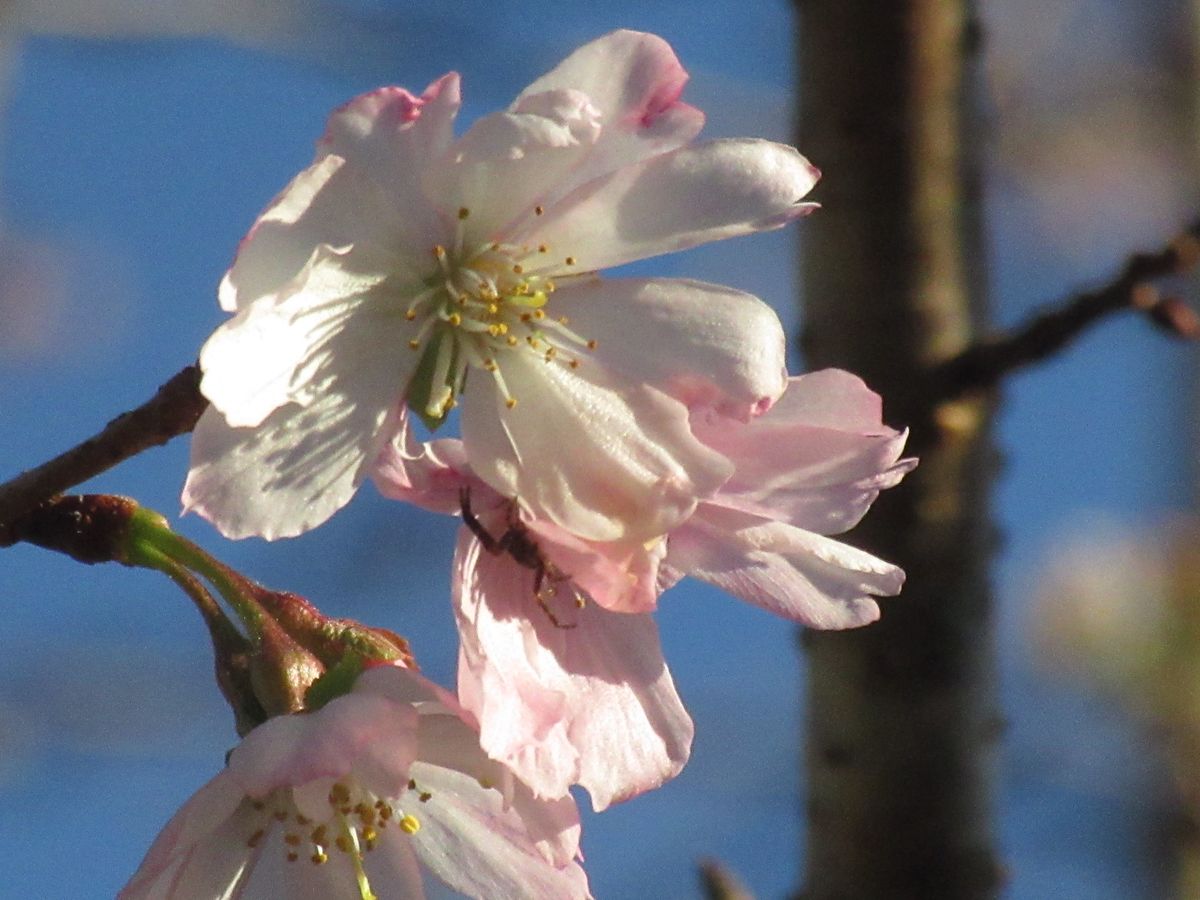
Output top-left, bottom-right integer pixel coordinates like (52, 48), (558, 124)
(498, 323), (509, 334)
(246, 829), (265, 849)
(400, 815), (421, 835)
(529, 290), (548, 307)
(505, 397), (518, 409)
(565, 256), (576, 266)
(533, 309), (545, 320)
(447, 312), (462, 326)
(458, 206), (470, 219)
(558, 315), (570, 324)
(545, 280), (556, 293)
(487, 303), (499, 314)
(484, 359), (498, 372)
(433, 245), (447, 259)
(405, 309), (417, 321)
(512, 264), (524, 274)
(488, 324), (501, 336)
(506, 335), (519, 346)
(544, 348), (557, 361)
(312, 850), (329, 865)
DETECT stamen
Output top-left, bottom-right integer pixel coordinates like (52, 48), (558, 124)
(400, 814), (421, 835)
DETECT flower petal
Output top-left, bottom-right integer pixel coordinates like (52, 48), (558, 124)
(693, 371), (916, 533)
(519, 138), (819, 272)
(552, 277), (787, 421)
(423, 89), (603, 240)
(229, 693), (418, 800)
(668, 505), (905, 629)
(454, 527), (693, 810)
(517, 29), (705, 182)
(461, 350), (731, 542)
(407, 761), (592, 900)
(119, 773), (250, 900)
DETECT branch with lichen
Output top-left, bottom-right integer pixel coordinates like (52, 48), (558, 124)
(927, 222), (1200, 406)
(0, 364), (206, 543)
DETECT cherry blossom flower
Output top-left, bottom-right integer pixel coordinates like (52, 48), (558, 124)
(121, 664), (590, 900)
(374, 435), (691, 810)
(372, 371), (912, 805)
(663, 369), (917, 629)
(183, 29), (814, 542)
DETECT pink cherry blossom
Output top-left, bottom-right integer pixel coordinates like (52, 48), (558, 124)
(183, 29), (814, 542)
(120, 664), (590, 900)
(374, 429), (690, 811)
(663, 370), (917, 629)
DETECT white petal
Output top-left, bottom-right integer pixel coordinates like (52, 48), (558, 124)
(551, 277), (787, 420)
(407, 760), (591, 900)
(668, 505), (903, 629)
(422, 89), (602, 240)
(182, 389), (401, 541)
(218, 155), (433, 314)
(202, 247), (394, 428)
(518, 138), (819, 271)
(461, 350), (731, 542)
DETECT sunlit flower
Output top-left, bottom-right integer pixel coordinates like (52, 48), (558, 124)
(121, 664), (590, 900)
(374, 436), (691, 810)
(183, 29), (815, 541)
(663, 370), (916, 629)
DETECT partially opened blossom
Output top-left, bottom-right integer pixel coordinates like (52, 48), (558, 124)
(121, 664), (590, 900)
(374, 432), (692, 810)
(184, 28), (813, 541)
(663, 370), (917, 629)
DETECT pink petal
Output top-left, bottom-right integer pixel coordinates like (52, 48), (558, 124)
(551, 277), (787, 421)
(517, 29), (705, 184)
(693, 372), (916, 533)
(461, 350), (732, 543)
(517, 138), (819, 272)
(371, 420), (473, 516)
(454, 527), (693, 811)
(668, 505), (903, 629)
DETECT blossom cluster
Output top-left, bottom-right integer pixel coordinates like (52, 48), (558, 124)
(127, 30), (913, 899)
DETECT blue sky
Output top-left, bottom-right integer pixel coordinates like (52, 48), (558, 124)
(0, 2), (1194, 897)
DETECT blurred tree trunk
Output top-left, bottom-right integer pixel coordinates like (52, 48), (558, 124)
(794, 3), (1002, 897)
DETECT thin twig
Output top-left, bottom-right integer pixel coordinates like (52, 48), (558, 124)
(928, 221), (1200, 405)
(0, 364), (206, 542)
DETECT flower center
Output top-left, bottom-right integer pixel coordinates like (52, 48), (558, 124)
(405, 206), (596, 425)
(240, 777), (430, 899)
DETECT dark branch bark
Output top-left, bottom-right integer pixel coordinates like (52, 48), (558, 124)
(796, 2), (1002, 897)
(0, 364), (205, 543)
(929, 224), (1200, 403)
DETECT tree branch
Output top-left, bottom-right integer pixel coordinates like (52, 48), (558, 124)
(0, 364), (206, 543)
(928, 222), (1200, 405)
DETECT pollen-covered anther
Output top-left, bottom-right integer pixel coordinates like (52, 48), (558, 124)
(408, 339), (421, 350)
(484, 359), (498, 372)
(312, 850), (329, 866)
(505, 397), (518, 409)
(400, 814), (421, 835)
(447, 312), (462, 326)
(533, 309), (545, 320)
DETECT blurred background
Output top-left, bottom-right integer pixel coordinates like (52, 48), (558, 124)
(0, 1), (1197, 897)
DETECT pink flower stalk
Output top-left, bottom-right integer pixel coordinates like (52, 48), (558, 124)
(184, 29), (814, 542)
(374, 435), (691, 811)
(121, 664), (590, 900)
